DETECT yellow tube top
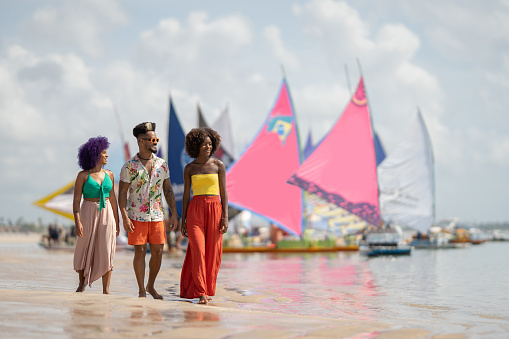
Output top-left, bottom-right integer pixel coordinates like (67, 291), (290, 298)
(192, 174), (219, 196)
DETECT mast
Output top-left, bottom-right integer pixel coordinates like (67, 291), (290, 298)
(356, 58), (381, 227)
(344, 64), (353, 96)
(113, 105), (130, 161)
(280, 66), (306, 234)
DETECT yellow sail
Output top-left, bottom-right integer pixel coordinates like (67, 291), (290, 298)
(33, 181), (75, 220)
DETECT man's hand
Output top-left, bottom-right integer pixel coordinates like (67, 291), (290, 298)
(123, 218), (134, 233)
(167, 214), (178, 231)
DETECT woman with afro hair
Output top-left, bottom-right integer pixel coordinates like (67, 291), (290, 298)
(73, 136), (120, 294)
(180, 127), (228, 304)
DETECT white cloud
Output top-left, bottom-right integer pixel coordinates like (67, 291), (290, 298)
(133, 11), (252, 74)
(263, 25), (300, 70)
(21, 0), (128, 57)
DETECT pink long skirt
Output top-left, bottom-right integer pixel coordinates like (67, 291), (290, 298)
(73, 200), (116, 287)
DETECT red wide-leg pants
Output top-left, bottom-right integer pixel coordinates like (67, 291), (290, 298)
(180, 196), (223, 298)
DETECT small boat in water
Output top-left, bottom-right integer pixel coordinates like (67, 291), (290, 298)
(491, 229), (509, 241)
(409, 237), (465, 249)
(359, 227), (412, 257)
(408, 228), (463, 249)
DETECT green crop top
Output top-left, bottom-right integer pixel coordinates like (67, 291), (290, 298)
(82, 170), (112, 211)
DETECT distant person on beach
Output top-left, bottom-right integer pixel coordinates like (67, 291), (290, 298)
(73, 136), (120, 294)
(119, 122), (179, 299)
(269, 223), (284, 246)
(180, 127), (228, 305)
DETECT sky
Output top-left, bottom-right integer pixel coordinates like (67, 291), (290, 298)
(1, 0), (508, 224)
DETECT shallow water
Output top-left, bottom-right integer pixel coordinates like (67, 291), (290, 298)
(0, 237), (508, 337)
(217, 242), (509, 336)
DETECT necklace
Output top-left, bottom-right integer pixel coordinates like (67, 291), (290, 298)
(138, 153), (153, 161)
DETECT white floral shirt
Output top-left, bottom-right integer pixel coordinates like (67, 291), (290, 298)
(120, 154), (170, 222)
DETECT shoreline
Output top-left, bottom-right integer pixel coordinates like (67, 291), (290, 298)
(0, 288), (457, 338)
(0, 232), (43, 243)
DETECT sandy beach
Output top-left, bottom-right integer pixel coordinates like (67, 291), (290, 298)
(0, 233), (473, 338)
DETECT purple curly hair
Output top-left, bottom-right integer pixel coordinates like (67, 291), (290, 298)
(77, 136), (110, 170)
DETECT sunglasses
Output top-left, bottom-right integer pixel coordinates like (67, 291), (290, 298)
(140, 138), (160, 143)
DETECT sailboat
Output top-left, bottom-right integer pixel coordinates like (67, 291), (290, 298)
(226, 78), (304, 238)
(378, 110), (454, 249)
(211, 104), (236, 168)
(167, 97), (191, 218)
(302, 130), (387, 239)
(288, 78), (380, 226)
(287, 77), (412, 256)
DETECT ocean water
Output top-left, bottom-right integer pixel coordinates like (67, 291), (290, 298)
(1, 237), (508, 337)
(218, 242), (509, 336)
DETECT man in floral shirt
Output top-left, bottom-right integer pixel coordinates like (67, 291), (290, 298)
(119, 121), (179, 299)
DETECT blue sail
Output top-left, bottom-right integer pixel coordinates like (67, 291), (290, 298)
(303, 131), (316, 160)
(167, 97), (191, 217)
(374, 132), (386, 166)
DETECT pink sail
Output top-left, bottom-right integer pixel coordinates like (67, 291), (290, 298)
(226, 79), (303, 235)
(288, 77), (380, 226)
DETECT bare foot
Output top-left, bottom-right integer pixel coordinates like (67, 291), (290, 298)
(146, 286), (163, 300)
(138, 290), (146, 298)
(207, 297), (212, 301)
(198, 296), (208, 304)
(103, 290), (111, 295)
(76, 285), (85, 292)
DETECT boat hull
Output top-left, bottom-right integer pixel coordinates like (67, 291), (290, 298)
(360, 245), (412, 257)
(222, 245), (359, 253)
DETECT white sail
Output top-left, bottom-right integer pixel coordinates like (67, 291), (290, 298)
(378, 110), (434, 233)
(212, 104), (235, 158)
(211, 104), (235, 167)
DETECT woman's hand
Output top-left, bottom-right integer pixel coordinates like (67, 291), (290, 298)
(220, 218), (228, 234)
(116, 225), (120, 237)
(181, 220), (188, 238)
(75, 222), (84, 237)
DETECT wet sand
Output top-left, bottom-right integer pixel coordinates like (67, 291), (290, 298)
(0, 233), (469, 338)
(1, 288), (448, 339)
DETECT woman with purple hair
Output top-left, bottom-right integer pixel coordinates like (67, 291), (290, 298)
(72, 136), (120, 294)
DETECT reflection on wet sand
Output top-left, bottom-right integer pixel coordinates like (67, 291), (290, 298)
(218, 253), (380, 321)
(64, 293), (223, 337)
(0, 288), (429, 338)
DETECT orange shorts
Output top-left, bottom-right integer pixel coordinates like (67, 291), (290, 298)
(128, 219), (166, 245)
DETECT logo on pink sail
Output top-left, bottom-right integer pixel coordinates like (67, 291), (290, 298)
(267, 115), (293, 145)
(352, 82), (367, 107)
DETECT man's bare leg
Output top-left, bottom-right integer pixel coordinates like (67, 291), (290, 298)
(146, 243), (164, 300)
(76, 270), (85, 292)
(102, 270), (112, 294)
(133, 244), (147, 297)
